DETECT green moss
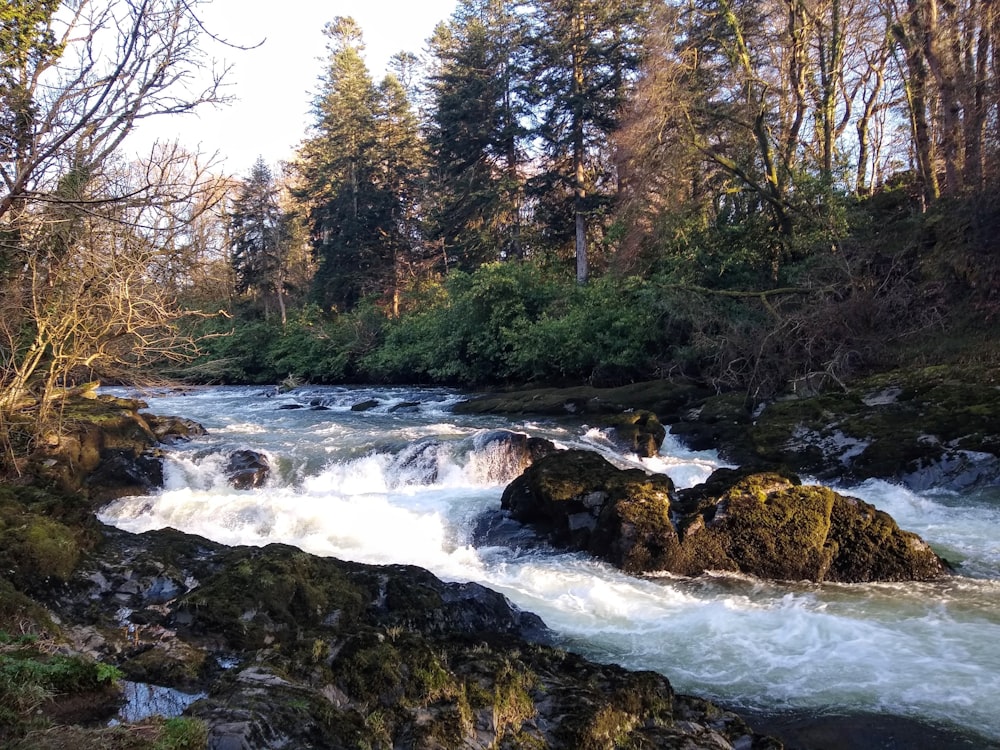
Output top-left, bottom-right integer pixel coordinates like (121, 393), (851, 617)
(826, 494), (944, 581)
(177, 545), (366, 649)
(0, 579), (55, 635)
(0, 505), (82, 588)
(0, 640), (123, 743)
(491, 657), (537, 740)
(336, 635), (405, 705)
(155, 717), (209, 750)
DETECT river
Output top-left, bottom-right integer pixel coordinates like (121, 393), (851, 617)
(98, 385), (1000, 744)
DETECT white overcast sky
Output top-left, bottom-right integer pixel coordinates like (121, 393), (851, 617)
(129, 0), (458, 174)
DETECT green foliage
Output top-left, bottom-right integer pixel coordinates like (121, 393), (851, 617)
(365, 262), (567, 383)
(0, 643), (122, 737)
(155, 717), (209, 750)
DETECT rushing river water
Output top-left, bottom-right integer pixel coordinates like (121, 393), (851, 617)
(98, 385), (1000, 742)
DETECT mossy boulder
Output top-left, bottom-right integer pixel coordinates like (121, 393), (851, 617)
(502, 452), (946, 582)
(25, 395), (206, 500)
(0, 485), (100, 593)
(501, 450), (680, 573)
(676, 470), (946, 582)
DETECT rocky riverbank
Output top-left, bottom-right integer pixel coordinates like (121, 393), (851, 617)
(1, 393), (784, 749)
(455, 365), (1000, 492)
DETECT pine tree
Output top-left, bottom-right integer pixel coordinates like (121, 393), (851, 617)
(374, 73), (426, 314)
(425, 0), (531, 269)
(527, 0), (649, 283)
(228, 157), (288, 323)
(295, 17), (422, 312)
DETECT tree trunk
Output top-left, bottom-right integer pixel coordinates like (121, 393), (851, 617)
(572, 4), (588, 285)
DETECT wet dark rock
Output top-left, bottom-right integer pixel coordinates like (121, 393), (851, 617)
(25, 395), (204, 500)
(351, 398), (380, 412)
(143, 414), (207, 444)
(84, 449), (164, 498)
(388, 400), (421, 413)
(225, 450), (270, 490)
(275, 403), (304, 410)
(471, 509), (548, 551)
(599, 409), (667, 457)
(503, 451), (947, 582)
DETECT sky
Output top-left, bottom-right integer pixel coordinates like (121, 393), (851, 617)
(129, 0), (458, 174)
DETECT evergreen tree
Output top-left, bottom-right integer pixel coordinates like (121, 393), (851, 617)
(296, 18), (424, 312)
(425, 0), (531, 269)
(228, 157), (288, 323)
(374, 73), (426, 314)
(527, 0), (649, 283)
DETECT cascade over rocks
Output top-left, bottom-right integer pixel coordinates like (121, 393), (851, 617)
(3, 397), (784, 749)
(472, 429), (558, 483)
(502, 451), (947, 582)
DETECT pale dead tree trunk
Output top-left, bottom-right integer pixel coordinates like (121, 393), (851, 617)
(780, 0), (811, 173)
(960, 0), (994, 189)
(921, 0), (965, 193)
(812, 0), (848, 180)
(856, 44), (891, 194)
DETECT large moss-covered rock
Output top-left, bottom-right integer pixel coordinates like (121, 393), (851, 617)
(26, 523), (778, 750)
(26, 395), (205, 500)
(501, 452), (947, 582)
(675, 470), (946, 582)
(501, 450), (679, 573)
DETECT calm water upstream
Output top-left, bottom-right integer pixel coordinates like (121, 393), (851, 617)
(99, 385), (1000, 741)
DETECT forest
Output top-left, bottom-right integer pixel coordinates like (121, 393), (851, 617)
(3, 0), (999, 470)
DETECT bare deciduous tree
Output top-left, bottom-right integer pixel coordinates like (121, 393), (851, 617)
(0, 0), (232, 470)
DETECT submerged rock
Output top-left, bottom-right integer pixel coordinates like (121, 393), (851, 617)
(502, 451), (947, 582)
